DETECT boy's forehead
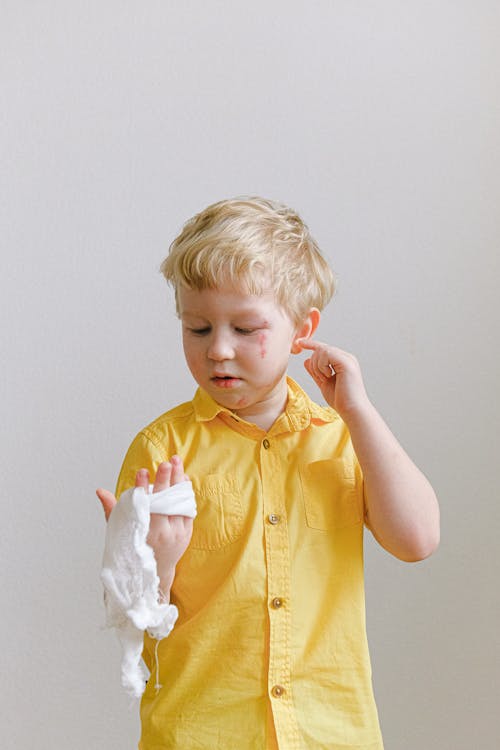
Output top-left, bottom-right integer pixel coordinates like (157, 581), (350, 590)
(178, 284), (282, 318)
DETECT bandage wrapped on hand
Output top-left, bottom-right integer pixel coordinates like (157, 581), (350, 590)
(101, 481), (197, 697)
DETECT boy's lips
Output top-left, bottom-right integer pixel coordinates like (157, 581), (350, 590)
(211, 375), (242, 388)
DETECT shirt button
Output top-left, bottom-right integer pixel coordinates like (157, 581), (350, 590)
(262, 439), (270, 449)
(271, 597), (284, 609)
(271, 685), (285, 698)
(268, 513), (280, 525)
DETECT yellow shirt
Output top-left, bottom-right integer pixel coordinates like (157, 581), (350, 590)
(116, 378), (384, 750)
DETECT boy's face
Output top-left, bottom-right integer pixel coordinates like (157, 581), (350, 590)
(179, 284), (304, 425)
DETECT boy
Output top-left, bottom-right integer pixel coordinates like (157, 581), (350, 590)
(97, 197), (440, 749)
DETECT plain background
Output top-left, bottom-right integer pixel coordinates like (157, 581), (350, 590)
(2, 2), (499, 748)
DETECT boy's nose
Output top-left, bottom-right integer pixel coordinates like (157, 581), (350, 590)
(207, 333), (235, 361)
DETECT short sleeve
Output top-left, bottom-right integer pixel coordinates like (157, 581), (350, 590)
(354, 454), (372, 529)
(351, 447), (369, 528)
(115, 431), (167, 499)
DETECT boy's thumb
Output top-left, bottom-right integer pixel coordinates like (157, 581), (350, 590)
(96, 488), (117, 522)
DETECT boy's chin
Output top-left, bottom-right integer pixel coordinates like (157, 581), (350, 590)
(213, 391), (251, 410)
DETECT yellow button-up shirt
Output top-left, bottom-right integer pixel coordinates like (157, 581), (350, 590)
(116, 378), (383, 749)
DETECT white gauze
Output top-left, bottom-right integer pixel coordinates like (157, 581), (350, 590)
(101, 481), (197, 698)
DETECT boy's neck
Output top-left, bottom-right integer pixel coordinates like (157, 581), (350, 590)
(230, 381), (289, 432)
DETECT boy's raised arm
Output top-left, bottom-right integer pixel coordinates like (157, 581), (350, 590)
(298, 338), (440, 562)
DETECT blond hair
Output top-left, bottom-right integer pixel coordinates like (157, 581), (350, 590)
(160, 196), (335, 324)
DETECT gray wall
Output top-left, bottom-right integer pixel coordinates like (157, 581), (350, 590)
(2, 2), (499, 748)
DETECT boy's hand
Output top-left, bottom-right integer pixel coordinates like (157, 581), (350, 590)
(144, 457), (194, 597)
(297, 338), (371, 421)
(96, 456), (194, 600)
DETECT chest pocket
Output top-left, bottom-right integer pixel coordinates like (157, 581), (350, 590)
(299, 458), (362, 531)
(189, 474), (244, 550)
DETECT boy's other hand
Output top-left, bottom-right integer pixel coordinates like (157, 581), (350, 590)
(297, 338), (371, 421)
(144, 457), (194, 596)
(96, 456), (194, 599)
(96, 457), (189, 520)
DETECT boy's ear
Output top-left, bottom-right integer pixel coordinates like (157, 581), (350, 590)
(291, 308), (321, 354)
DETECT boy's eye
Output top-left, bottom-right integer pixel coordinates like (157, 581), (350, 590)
(187, 326), (257, 335)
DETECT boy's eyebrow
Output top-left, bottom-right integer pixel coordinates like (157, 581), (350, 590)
(182, 317), (271, 328)
(181, 308), (270, 322)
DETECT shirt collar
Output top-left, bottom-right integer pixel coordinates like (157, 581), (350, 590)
(192, 387), (228, 422)
(280, 377), (338, 432)
(192, 377), (338, 433)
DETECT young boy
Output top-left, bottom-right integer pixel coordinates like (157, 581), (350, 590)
(97, 197), (439, 750)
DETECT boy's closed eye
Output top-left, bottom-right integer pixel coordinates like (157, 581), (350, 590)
(187, 326), (262, 336)
(188, 327), (211, 335)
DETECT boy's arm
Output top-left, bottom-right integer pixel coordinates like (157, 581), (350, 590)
(298, 339), (440, 562)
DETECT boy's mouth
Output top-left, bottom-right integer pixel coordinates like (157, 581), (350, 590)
(211, 375), (241, 388)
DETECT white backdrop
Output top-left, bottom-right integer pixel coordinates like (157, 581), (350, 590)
(2, 2), (499, 748)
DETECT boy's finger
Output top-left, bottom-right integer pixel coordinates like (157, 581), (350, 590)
(303, 357), (327, 387)
(96, 488), (117, 521)
(153, 461), (172, 493)
(135, 468), (150, 488)
(170, 455), (185, 485)
(296, 338), (322, 351)
(298, 339), (347, 360)
(319, 354), (335, 378)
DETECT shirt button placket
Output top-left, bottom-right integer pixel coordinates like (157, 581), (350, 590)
(261, 435), (296, 746)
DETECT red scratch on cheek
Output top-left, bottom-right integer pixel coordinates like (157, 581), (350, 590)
(258, 331), (267, 359)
